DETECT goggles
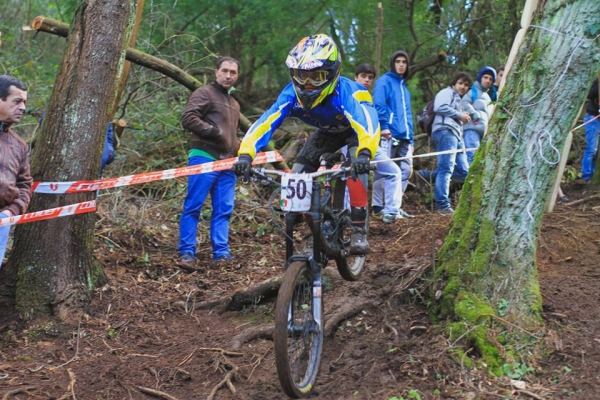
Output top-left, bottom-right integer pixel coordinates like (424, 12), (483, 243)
(292, 69), (329, 87)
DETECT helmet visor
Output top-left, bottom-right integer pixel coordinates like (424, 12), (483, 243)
(292, 69), (329, 87)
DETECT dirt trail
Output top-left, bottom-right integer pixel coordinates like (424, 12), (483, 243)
(1, 186), (599, 399)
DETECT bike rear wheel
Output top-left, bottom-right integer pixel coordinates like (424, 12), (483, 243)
(273, 261), (323, 398)
(334, 213), (367, 281)
(331, 177), (367, 281)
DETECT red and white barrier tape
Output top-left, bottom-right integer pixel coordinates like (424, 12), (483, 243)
(32, 151), (282, 194)
(368, 147), (477, 165)
(5, 151), (282, 227)
(0, 200), (96, 227)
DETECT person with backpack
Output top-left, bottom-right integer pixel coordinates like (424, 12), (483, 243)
(372, 50), (415, 222)
(415, 72), (473, 215)
(461, 66), (494, 165)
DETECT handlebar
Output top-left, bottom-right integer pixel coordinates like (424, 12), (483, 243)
(249, 165), (351, 185)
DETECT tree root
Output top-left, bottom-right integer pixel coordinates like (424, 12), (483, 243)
(324, 299), (376, 337)
(230, 324), (274, 350)
(207, 359), (239, 400)
(174, 275), (282, 313)
(137, 386), (181, 400)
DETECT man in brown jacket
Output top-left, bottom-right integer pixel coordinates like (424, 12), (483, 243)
(0, 75), (33, 265)
(179, 57), (240, 263)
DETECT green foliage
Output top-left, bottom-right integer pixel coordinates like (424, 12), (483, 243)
(497, 299), (509, 316)
(502, 362), (534, 379)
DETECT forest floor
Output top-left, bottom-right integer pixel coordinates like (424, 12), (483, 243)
(1, 179), (599, 400)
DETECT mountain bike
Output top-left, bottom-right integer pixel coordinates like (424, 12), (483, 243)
(249, 157), (368, 398)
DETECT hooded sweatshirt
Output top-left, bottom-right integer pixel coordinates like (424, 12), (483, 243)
(372, 50), (414, 143)
(461, 87), (491, 136)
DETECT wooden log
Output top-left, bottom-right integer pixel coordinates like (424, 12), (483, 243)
(31, 16), (202, 91)
(410, 51), (447, 76)
(31, 15), (262, 136)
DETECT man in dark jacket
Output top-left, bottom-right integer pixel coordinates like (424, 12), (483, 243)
(580, 80), (599, 183)
(179, 57), (241, 263)
(0, 75), (33, 265)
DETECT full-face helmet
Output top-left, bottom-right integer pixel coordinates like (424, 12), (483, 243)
(285, 34), (341, 109)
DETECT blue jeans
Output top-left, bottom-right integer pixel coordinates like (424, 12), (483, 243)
(0, 212), (10, 267)
(463, 129), (481, 165)
(581, 114), (600, 181)
(420, 129), (469, 210)
(179, 156), (236, 260)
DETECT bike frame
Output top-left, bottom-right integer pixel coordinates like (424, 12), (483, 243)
(254, 166), (344, 333)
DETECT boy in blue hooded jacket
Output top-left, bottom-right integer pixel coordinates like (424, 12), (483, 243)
(372, 51), (415, 221)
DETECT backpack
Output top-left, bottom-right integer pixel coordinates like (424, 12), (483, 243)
(416, 100), (435, 135)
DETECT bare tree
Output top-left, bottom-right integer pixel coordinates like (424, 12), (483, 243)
(0, 0), (135, 320)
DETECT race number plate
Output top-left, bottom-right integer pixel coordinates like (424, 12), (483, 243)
(280, 174), (313, 212)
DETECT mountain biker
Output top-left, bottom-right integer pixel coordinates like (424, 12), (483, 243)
(233, 34), (380, 255)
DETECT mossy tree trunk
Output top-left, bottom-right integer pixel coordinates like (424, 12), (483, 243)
(434, 0), (600, 373)
(0, 0), (135, 321)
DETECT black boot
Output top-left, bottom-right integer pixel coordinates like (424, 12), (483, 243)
(350, 226), (369, 255)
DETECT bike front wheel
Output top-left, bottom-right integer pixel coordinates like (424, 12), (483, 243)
(273, 261), (323, 398)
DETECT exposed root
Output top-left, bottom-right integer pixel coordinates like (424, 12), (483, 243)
(137, 386), (181, 400)
(174, 275), (282, 313)
(230, 324), (274, 351)
(324, 299), (376, 337)
(207, 359), (239, 400)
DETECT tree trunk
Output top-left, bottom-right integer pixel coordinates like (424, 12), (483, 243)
(2, 0), (135, 320)
(433, 0), (600, 374)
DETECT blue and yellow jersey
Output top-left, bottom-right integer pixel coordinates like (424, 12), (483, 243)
(239, 76), (380, 158)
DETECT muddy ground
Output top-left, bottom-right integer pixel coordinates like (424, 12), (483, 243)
(0, 181), (599, 400)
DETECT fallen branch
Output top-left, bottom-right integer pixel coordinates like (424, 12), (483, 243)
(2, 386), (37, 400)
(137, 386), (181, 400)
(230, 324), (274, 351)
(29, 16), (254, 130)
(67, 368), (77, 400)
(174, 275), (282, 313)
(207, 364), (238, 400)
(564, 194), (600, 207)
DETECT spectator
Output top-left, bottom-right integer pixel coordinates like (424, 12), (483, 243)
(580, 80), (599, 184)
(0, 75), (33, 265)
(354, 63), (376, 90)
(351, 63), (404, 224)
(491, 66), (505, 102)
(461, 66), (494, 165)
(416, 72), (473, 215)
(373, 50), (415, 220)
(234, 34), (380, 255)
(179, 57), (241, 263)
